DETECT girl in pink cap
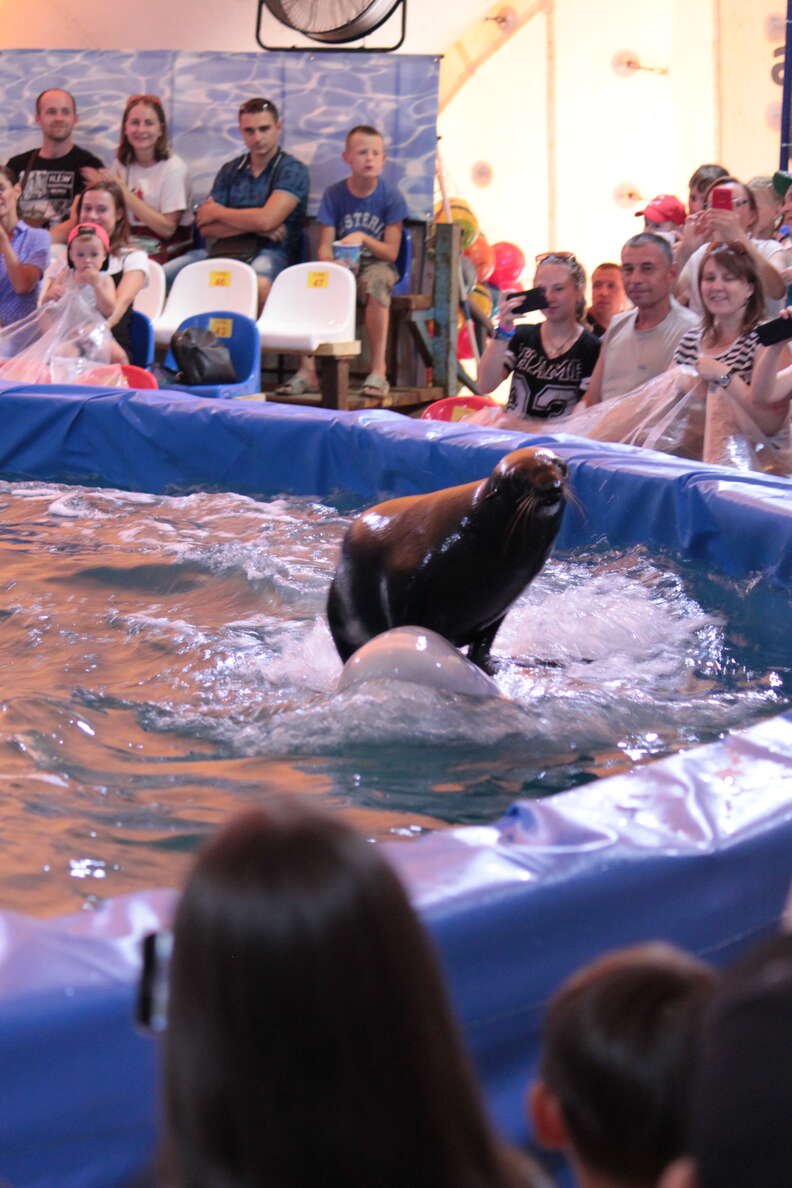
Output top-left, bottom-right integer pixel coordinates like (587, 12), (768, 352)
(44, 222), (129, 363)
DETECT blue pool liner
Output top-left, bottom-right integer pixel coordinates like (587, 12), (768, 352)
(0, 381), (791, 1188)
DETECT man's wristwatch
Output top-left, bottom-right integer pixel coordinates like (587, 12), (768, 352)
(493, 325), (514, 342)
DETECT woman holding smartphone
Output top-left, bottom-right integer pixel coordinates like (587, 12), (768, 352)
(477, 252), (600, 418)
(675, 177), (786, 317)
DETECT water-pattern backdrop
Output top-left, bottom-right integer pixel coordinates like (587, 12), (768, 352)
(0, 50), (439, 218)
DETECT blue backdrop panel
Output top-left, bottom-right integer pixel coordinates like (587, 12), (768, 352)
(1, 49), (439, 219)
(0, 391), (792, 1187)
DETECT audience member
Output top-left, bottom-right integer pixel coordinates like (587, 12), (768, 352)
(636, 194), (687, 245)
(530, 943), (716, 1188)
(43, 222), (128, 364)
(676, 176), (785, 316)
(584, 262), (626, 338)
(78, 94), (193, 277)
(196, 96), (309, 310)
(743, 302), (792, 436)
(659, 932), (792, 1188)
(687, 164), (729, 214)
(277, 123), (407, 398)
(6, 89), (102, 233)
(158, 803), (544, 1188)
(0, 165), (50, 327)
(584, 233), (698, 406)
(748, 175), (784, 241)
(478, 252), (600, 417)
(62, 181), (148, 358)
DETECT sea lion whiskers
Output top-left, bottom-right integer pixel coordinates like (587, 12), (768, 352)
(504, 491), (536, 550)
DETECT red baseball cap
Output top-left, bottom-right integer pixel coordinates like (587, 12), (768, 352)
(635, 195), (686, 226)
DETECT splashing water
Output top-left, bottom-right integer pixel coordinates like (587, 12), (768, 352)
(0, 480), (788, 915)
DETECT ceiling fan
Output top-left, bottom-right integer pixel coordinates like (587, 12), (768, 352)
(256, 0), (406, 51)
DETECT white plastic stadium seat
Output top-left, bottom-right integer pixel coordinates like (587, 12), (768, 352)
(37, 243), (68, 306)
(133, 258), (166, 321)
(153, 258), (258, 345)
(257, 262), (356, 351)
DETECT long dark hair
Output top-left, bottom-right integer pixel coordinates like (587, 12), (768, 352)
(698, 241), (765, 337)
(117, 94), (170, 165)
(76, 180), (131, 253)
(162, 803), (536, 1188)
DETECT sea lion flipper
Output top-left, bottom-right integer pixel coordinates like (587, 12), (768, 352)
(467, 618), (504, 674)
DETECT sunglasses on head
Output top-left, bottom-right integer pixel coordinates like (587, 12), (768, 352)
(535, 251), (579, 266)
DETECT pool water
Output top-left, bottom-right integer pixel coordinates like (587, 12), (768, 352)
(0, 479), (789, 917)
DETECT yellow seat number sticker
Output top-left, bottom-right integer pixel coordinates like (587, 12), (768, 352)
(209, 271), (231, 287)
(307, 270), (329, 288)
(208, 317), (232, 338)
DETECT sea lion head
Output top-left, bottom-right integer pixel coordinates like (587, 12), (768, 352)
(487, 446), (568, 524)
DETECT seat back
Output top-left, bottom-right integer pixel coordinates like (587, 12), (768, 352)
(163, 311), (261, 385)
(420, 395), (498, 421)
(392, 226), (413, 296)
(128, 310), (155, 367)
(132, 258), (166, 320)
(159, 259), (257, 324)
(257, 262), (356, 352)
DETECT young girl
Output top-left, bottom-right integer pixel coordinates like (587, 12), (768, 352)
(478, 252), (601, 418)
(44, 221), (128, 364)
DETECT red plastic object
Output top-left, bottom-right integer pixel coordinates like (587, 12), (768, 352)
(420, 395), (498, 421)
(120, 365), (158, 389)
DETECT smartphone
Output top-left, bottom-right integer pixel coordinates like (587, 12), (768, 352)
(756, 316), (792, 346)
(136, 930), (173, 1034)
(507, 286), (549, 314)
(710, 187), (733, 211)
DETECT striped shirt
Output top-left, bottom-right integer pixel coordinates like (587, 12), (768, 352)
(672, 327), (760, 382)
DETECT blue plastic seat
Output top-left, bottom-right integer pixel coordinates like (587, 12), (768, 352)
(392, 227), (413, 296)
(162, 311), (262, 400)
(129, 310), (155, 367)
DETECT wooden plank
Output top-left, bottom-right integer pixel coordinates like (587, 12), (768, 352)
(432, 222), (460, 395)
(270, 386), (444, 411)
(315, 355), (351, 410)
(391, 294), (432, 312)
(269, 341), (361, 358)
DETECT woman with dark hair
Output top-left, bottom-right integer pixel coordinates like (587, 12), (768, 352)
(81, 95), (193, 275)
(46, 180), (148, 357)
(676, 176), (786, 317)
(0, 164), (50, 327)
(160, 804), (544, 1188)
(673, 240), (764, 384)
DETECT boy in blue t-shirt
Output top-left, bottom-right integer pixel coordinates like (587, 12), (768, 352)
(277, 125), (407, 398)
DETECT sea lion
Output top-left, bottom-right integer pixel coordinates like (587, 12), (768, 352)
(327, 446), (568, 673)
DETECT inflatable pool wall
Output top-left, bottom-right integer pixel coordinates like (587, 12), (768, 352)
(1, 381), (791, 1188)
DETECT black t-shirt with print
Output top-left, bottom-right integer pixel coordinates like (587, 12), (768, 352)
(6, 144), (103, 227)
(504, 323), (600, 418)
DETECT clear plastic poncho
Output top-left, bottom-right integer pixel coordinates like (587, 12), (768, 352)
(471, 366), (792, 476)
(0, 289), (128, 388)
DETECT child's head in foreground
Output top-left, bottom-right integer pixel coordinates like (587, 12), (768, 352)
(530, 942), (717, 1188)
(660, 931), (792, 1188)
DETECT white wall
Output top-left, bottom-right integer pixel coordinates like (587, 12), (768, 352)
(439, 0), (720, 287)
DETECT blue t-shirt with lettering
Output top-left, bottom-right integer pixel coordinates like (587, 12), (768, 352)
(317, 178), (407, 261)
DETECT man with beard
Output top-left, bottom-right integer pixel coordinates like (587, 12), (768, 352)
(6, 89), (103, 232)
